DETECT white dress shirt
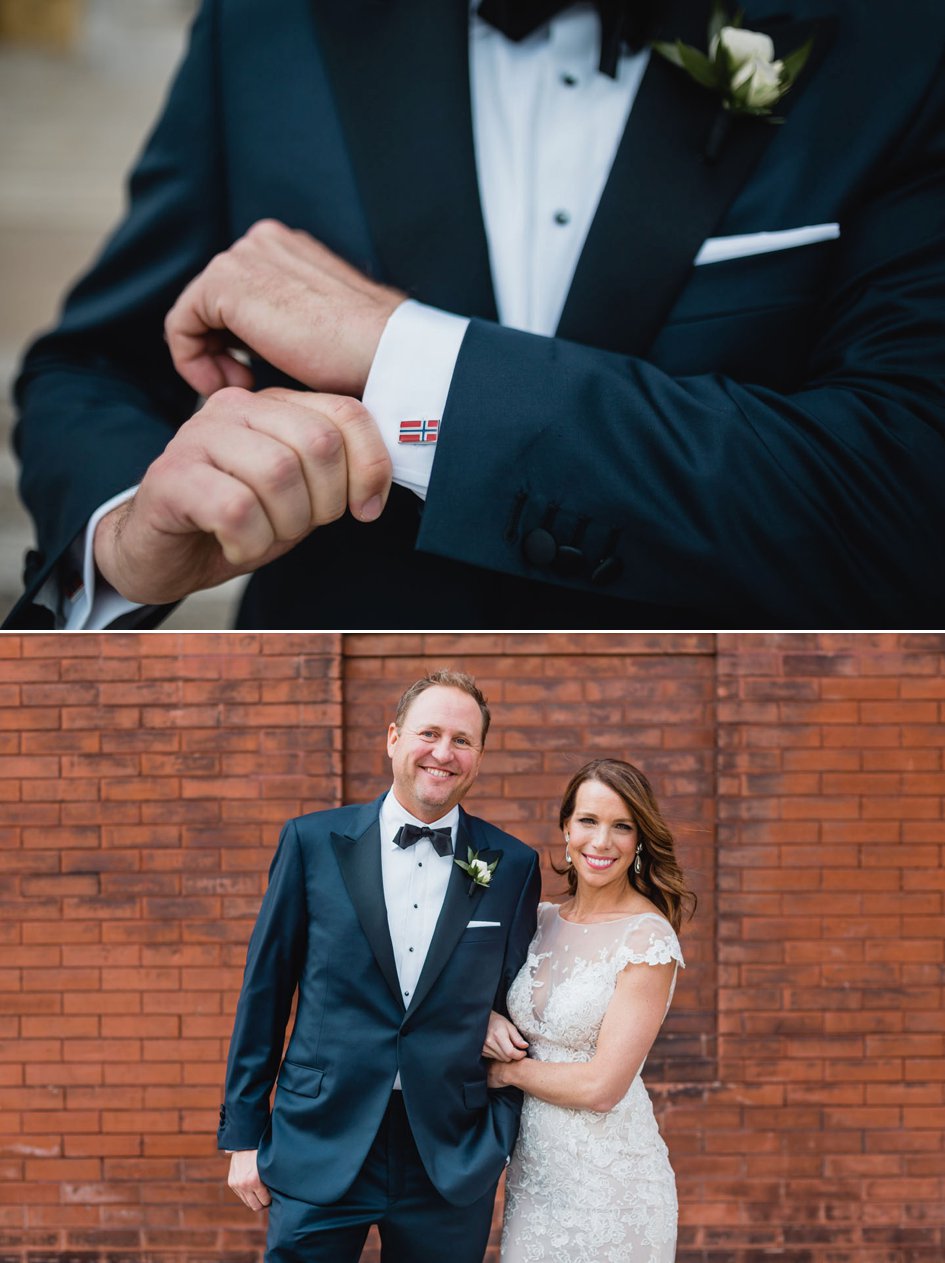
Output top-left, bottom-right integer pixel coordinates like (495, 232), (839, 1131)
(379, 789), (459, 1088)
(71, 5), (646, 627)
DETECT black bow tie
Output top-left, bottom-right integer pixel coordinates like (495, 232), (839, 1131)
(394, 823), (454, 858)
(477, 0), (658, 79)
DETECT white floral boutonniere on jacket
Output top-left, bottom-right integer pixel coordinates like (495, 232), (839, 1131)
(654, 2), (813, 123)
(455, 848), (499, 895)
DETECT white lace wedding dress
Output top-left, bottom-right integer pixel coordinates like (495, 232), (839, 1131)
(501, 903), (684, 1263)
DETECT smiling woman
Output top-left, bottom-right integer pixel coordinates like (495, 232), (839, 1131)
(554, 758), (696, 931)
(485, 758), (696, 1262)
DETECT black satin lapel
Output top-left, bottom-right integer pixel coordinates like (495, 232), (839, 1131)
(309, 0), (498, 319)
(557, 6), (831, 356)
(406, 824), (497, 1017)
(331, 822), (404, 1010)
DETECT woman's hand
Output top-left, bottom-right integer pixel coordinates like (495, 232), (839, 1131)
(487, 1058), (516, 1089)
(482, 1010), (529, 1062)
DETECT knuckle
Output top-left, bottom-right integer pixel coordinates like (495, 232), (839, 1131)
(360, 449), (393, 487)
(217, 488), (258, 536)
(303, 424), (345, 466)
(207, 246), (238, 276)
(260, 449), (302, 495)
(246, 217), (282, 242)
(323, 394), (371, 427)
(208, 385), (252, 414)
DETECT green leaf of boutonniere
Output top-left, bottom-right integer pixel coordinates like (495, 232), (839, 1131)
(780, 37), (813, 85)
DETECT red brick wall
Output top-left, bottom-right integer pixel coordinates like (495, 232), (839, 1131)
(701, 634), (945, 1263)
(1, 633), (942, 1263)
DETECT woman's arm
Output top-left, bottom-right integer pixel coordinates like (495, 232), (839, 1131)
(488, 961), (675, 1113)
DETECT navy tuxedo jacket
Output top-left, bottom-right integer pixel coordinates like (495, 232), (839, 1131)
(216, 799), (541, 1207)
(9, 0), (945, 627)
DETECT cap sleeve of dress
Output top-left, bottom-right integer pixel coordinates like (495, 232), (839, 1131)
(613, 914), (685, 973)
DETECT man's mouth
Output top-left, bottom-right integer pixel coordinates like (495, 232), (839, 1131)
(421, 766), (454, 780)
(583, 854), (617, 871)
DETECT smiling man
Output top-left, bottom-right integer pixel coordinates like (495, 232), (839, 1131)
(217, 670), (541, 1262)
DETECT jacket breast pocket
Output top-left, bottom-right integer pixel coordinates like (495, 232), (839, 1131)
(456, 927), (504, 945)
(664, 237), (836, 325)
(277, 1059), (325, 1099)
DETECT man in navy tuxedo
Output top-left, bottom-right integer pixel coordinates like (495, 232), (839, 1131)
(8, 0), (945, 629)
(217, 670), (541, 1260)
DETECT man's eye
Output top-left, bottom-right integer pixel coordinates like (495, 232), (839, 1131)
(454, 737), (471, 747)
(419, 730), (437, 739)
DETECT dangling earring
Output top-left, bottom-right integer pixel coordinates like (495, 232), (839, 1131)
(634, 843), (643, 875)
(565, 832), (572, 865)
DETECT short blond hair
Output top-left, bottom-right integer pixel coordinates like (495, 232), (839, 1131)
(394, 671), (491, 745)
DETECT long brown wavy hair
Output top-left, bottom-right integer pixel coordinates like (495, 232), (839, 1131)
(554, 759), (696, 932)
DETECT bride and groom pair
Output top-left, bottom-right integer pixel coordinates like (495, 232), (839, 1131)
(218, 671), (692, 1262)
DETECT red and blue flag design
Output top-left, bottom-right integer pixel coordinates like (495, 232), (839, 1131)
(398, 417), (440, 444)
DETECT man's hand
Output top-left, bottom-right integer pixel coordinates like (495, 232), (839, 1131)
(93, 386), (392, 605)
(227, 1149), (271, 1213)
(164, 219), (406, 399)
(482, 1010), (529, 1062)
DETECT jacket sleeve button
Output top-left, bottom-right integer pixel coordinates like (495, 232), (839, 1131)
(522, 528), (557, 567)
(590, 556), (623, 586)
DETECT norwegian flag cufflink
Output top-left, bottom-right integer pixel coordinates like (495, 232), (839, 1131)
(398, 417), (439, 444)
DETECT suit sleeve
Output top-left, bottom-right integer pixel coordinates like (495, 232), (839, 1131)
(217, 820), (308, 1151)
(495, 850), (541, 1016)
(417, 57), (945, 625)
(8, 0), (225, 626)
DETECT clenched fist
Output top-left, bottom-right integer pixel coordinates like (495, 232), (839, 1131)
(94, 386), (391, 605)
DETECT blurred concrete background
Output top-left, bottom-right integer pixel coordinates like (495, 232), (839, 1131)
(0, 0), (246, 627)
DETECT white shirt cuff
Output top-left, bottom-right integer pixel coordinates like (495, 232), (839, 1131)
(64, 487), (145, 630)
(363, 299), (470, 501)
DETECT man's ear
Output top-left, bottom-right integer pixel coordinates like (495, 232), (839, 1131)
(386, 722), (399, 758)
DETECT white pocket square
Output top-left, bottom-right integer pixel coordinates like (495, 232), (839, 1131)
(694, 223), (840, 266)
(467, 920), (500, 928)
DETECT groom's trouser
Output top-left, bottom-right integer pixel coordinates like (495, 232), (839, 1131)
(264, 1092), (499, 1263)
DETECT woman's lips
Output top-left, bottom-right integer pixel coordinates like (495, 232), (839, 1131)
(582, 854), (617, 870)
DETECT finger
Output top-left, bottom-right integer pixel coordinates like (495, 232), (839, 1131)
(264, 390), (391, 522)
(156, 456), (277, 568)
(197, 414), (316, 543)
(497, 1033), (519, 1060)
(165, 272), (239, 395)
(238, 392), (351, 527)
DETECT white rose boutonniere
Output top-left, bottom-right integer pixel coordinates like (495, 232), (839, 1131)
(455, 848), (499, 895)
(654, 2), (812, 124)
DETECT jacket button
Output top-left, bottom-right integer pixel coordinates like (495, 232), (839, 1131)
(554, 545), (585, 578)
(522, 528), (557, 567)
(590, 556), (623, 586)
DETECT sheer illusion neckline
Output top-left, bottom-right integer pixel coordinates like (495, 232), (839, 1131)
(552, 903), (671, 931)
